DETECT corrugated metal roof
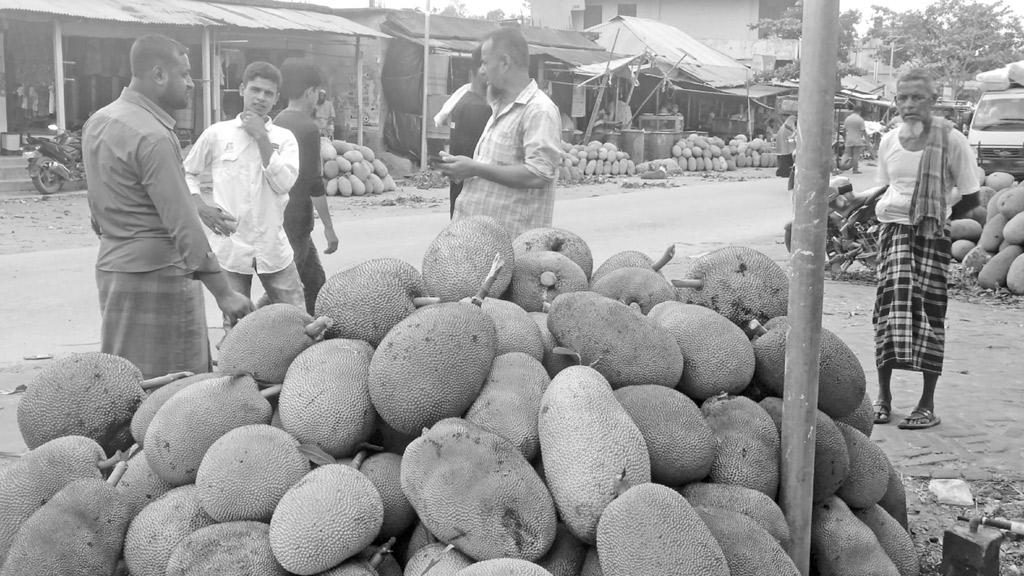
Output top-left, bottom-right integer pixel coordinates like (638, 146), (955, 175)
(587, 16), (749, 88)
(384, 10), (602, 52)
(720, 85), (795, 99)
(0, 0), (388, 36)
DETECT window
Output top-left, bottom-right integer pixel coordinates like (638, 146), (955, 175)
(583, 5), (603, 28)
(571, 9), (585, 30)
(617, 3), (637, 17)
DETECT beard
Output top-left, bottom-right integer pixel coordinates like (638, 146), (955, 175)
(899, 118), (926, 138)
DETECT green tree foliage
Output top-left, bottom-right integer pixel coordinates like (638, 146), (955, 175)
(751, 1), (866, 82)
(866, 0), (1024, 99)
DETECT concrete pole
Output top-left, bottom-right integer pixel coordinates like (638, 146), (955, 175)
(356, 36), (364, 146)
(202, 27), (212, 130)
(780, 0), (840, 573)
(420, 0), (431, 170)
(211, 30), (222, 123)
(52, 19), (66, 130)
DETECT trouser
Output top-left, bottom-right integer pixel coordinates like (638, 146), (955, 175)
(287, 232), (326, 315)
(843, 145), (864, 172)
(223, 263), (305, 330)
(450, 180), (464, 218)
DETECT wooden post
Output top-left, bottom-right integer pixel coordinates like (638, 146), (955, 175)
(582, 28), (620, 143)
(201, 27), (212, 130)
(52, 19), (66, 130)
(420, 0), (431, 170)
(211, 30), (221, 123)
(356, 35), (364, 146)
(780, 0), (840, 574)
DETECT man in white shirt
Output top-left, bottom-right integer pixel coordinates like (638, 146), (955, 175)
(184, 61), (302, 329)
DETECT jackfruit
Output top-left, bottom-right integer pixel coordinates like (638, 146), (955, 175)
(280, 339), (376, 457)
(17, 352), (144, 454)
(836, 390), (875, 438)
(314, 259), (431, 345)
(853, 505), (919, 576)
(270, 464), (383, 575)
(131, 372), (219, 448)
(404, 543), (474, 576)
(368, 302), (496, 435)
(456, 559), (555, 576)
(400, 521), (440, 566)
(649, 301), (755, 400)
(422, 216), (515, 302)
(513, 227), (594, 279)
(596, 483), (729, 576)
(590, 267), (678, 314)
(117, 449), (175, 517)
(0, 477), (132, 576)
(673, 246), (788, 327)
(123, 485), (216, 576)
(217, 303), (332, 384)
(465, 352), (551, 461)
(878, 464), (909, 531)
(680, 483), (791, 547)
(196, 424), (310, 522)
(590, 245), (675, 285)
(547, 291), (683, 389)
(811, 496), (900, 576)
(0, 435), (106, 564)
(468, 297), (546, 360)
(537, 523), (588, 576)
(348, 451), (415, 540)
(510, 251), (589, 312)
(835, 422), (890, 509)
(759, 397), (850, 503)
(701, 395), (780, 498)
(529, 311), (576, 377)
(165, 521), (286, 576)
(695, 506), (800, 576)
(580, 548), (603, 576)
(144, 374), (274, 486)
(538, 366), (650, 544)
(401, 418), (557, 561)
(613, 385), (716, 486)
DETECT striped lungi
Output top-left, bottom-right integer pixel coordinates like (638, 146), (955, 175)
(96, 266), (211, 379)
(872, 223), (950, 374)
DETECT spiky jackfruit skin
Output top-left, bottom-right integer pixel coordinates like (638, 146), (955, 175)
(456, 559), (555, 576)
(471, 297), (546, 360)
(811, 496), (900, 576)
(590, 267), (677, 314)
(465, 352), (551, 461)
(131, 373), (220, 449)
(760, 397), (849, 504)
(422, 215), (515, 302)
(835, 422), (890, 510)
(165, 521), (286, 576)
(675, 246), (788, 327)
(123, 485), (216, 576)
(680, 483), (791, 548)
(217, 303), (322, 384)
(405, 543), (474, 576)
(701, 395), (780, 498)
(590, 251), (655, 285)
(695, 506), (801, 576)
(509, 251), (589, 313)
(853, 505), (920, 576)
(513, 227), (594, 280)
(117, 450), (175, 518)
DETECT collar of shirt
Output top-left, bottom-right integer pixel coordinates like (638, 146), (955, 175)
(120, 87), (176, 131)
(233, 113), (276, 129)
(488, 79), (541, 120)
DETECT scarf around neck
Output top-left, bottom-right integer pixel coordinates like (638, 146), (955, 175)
(908, 116), (952, 238)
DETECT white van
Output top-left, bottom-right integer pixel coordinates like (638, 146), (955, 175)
(967, 86), (1024, 178)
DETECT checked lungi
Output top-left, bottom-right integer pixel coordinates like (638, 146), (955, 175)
(96, 266), (211, 379)
(872, 223), (951, 374)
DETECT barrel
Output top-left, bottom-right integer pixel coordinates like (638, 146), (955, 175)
(645, 131), (678, 161)
(620, 129), (645, 164)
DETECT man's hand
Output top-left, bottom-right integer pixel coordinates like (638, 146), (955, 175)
(437, 152), (478, 183)
(240, 111), (269, 141)
(216, 290), (254, 324)
(324, 228), (339, 254)
(194, 199), (238, 236)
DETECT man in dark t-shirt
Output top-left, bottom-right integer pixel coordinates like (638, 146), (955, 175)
(275, 59), (338, 314)
(448, 46), (492, 217)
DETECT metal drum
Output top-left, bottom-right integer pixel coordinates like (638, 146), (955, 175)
(645, 131), (679, 161)
(620, 129), (645, 164)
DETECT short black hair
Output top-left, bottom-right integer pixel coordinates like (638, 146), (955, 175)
(130, 34), (188, 78)
(470, 45), (483, 72)
(242, 61), (282, 88)
(279, 58), (324, 100)
(483, 26), (529, 69)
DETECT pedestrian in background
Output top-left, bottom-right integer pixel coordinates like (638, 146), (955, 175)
(275, 58), (339, 315)
(184, 61), (302, 334)
(445, 45), (492, 217)
(83, 34), (252, 377)
(871, 69), (980, 430)
(439, 27), (562, 235)
(842, 103), (867, 174)
(315, 89), (336, 139)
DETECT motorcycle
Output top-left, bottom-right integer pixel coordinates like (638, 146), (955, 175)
(21, 125), (84, 195)
(785, 178), (888, 278)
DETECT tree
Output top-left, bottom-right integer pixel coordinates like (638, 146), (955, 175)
(437, 0), (467, 17)
(866, 0), (1024, 99)
(485, 9), (506, 21)
(750, 1), (866, 82)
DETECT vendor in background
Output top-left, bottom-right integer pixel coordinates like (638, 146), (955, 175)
(775, 114), (798, 186)
(841, 103), (867, 174)
(314, 89), (336, 139)
(604, 93), (634, 129)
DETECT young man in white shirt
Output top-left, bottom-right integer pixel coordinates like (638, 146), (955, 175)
(184, 61), (302, 330)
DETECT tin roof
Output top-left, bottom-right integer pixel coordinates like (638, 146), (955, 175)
(0, 0), (388, 36)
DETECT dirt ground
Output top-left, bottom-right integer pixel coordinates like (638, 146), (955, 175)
(1, 169), (1022, 575)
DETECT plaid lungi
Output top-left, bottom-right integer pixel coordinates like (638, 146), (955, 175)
(96, 266), (211, 379)
(873, 223), (950, 374)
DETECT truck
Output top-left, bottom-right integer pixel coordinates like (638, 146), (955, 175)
(967, 61), (1024, 178)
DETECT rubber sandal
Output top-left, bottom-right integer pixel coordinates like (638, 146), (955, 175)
(873, 401), (891, 425)
(897, 408), (941, 430)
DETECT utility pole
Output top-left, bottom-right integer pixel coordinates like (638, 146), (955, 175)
(420, 0), (431, 171)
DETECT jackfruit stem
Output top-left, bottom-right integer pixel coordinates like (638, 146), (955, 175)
(140, 371), (194, 391)
(539, 271), (558, 287)
(304, 316), (334, 340)
(471, 252), (506, 306)
(413, 297), (442, 307)
(613, 467), (632, 497)
(367, 537), (398, 568)
(747, 319), (768, 337)
(359, 442), (384, 452)
(259, 384), (283, 398)
(652, 244), (676, 271)
(98, 445), (136, 470)
(541, 301), (551, 313)
(420, 544), (457, 576)
(349, 450), (368, 470)
(671, 278), (704, 289)
(106, 461), (128, 486)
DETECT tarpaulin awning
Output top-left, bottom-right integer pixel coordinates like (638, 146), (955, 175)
(537, 46), (619, 67)
(720, 85), (795, 99)
(0, 0), (388, 36)
(574, 55), (644, 78)
(586, 16), (749, 88)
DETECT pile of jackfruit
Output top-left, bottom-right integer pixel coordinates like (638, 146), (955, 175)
(2, 218), (916, 576)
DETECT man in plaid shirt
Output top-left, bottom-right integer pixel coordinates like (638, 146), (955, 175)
(439, 27), (562, 235)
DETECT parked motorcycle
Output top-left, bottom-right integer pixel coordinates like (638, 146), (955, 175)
(785, 178), (888, 278)
(21, 125), (84, 195)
